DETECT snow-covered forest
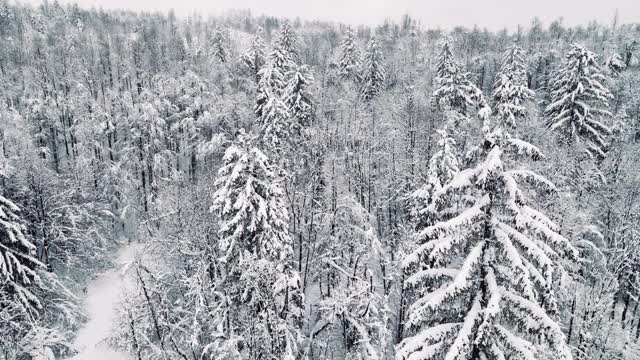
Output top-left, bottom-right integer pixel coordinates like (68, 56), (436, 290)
(1, 1), (640, 359)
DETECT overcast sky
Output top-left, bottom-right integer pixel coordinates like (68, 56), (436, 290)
(23, 0), (640, 30)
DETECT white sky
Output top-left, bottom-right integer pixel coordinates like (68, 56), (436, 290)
(22, 0), (640, 30)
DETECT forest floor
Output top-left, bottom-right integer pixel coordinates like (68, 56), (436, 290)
(67, 242), (139, 360)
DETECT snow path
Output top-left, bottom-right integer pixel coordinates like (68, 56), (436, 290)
(68, 242), (139, 360)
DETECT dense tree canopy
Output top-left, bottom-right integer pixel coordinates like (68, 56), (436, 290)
(0, 2), (639, 359)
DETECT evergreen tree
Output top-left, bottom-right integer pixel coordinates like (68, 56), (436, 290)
(546, 44), (613, 160)
(256, 43), (313, 151)
(399, 122), (576, 360)
(255, 45), (291, 119)
(211, 131), (293, 263)
(278, 20), (300, 63)
(284, 64), (314, 128)
(255, 45), (296, 150)
(0, 193), (42, 315)
(434, 39), (458, 81)
(338, 26), (362, 82)
(254, 47), (290, 114)
(259, 93), (293, 151)
(241, 27), (267, 83)
(361, 37), (386, 102)
(410, 119), (460, 230)
(493, 45), (535, 128)
(211, 25), (228, 63)
(432, 38), (490, 119)
(211, 130), (303, 359)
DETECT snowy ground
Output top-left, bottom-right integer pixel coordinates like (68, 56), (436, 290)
(67, 243), (139, 360)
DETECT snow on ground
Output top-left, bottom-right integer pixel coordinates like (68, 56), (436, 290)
(67, 242), (140, 360)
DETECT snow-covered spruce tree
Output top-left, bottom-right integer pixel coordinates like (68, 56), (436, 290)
(0, 193), (42, 316)
(254, 44), (293, 151)
(493, 45), (535, 128)
(402, 113), (461, 345)
(546, 44), (613, 160)
(255, 43), (312, 152)
(278, 20), (300, 63)
(434, 38), (458, 81)
(255, 45), (290, 119)
(338, 26), (363, 82)
(284, 64), (314, 128)
(211, 25), (228, 63)
(398, 121), (576, 360)
(259, 94), (294, 152)
(410, 117), (460, 230)
(210, 130), (303, 359)
(360, 37), (386, 102)
(241, 27), (267, 84)
(432, 38), (490, 119)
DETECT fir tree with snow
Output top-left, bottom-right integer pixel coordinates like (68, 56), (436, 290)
(338, 26), (363, 82)
(399, 120), (576, 360)
(546, 44), (614, 160)
(256, 43), (312, 151)
(278, 20), (300, 63)
(410, 117), (460, 230)
(241, 27), (267, 84)
(211, 130), (292, 263)
(258, 93), (294, 151)
(210, 25), (228, 63)
(210, 130), (304, 359)
(284, 64), (314, 128)
(255, 46), (289, 125)
(360, 37), (386, 102)
(432, 38), (491, 119)
(0, 194), (42, 316)
(255, 45), (291, 119)
(493, 45), (535, 128)
(434, 38), (458, 82)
